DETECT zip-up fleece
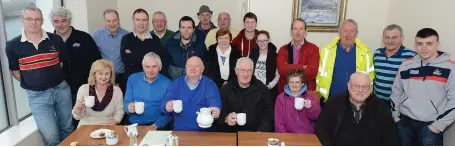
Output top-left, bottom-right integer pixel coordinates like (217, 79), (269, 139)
(391, 51), (455, 131)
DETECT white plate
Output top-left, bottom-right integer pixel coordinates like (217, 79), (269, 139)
(89, 129), (113, 139)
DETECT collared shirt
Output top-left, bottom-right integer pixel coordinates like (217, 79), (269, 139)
(291, 40), (305, 63)
(373, 46), (416, 100)
(133, 31), (153, 41)
(330, 42), (357, 97)
(184, 75), (202, 90)
(153, 30), (165, 38)
(144, 74), (158, 83)
(20, 29), (49, 49)
(92, 27), (129, 74)
(7, 30), (67, 91)
(350, 102), (367, 124)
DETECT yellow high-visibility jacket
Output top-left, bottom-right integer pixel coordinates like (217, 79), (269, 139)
(316, 36), (375, 101)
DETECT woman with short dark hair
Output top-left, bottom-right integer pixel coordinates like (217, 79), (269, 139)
(203, 28), (241, 87)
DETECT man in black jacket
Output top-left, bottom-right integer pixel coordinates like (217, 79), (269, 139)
(50, 8), (101, 113)
(218, 57), (273, 132)
(315, 72), (399, 145)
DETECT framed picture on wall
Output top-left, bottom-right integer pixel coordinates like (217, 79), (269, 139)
(293, 0), (347, 32)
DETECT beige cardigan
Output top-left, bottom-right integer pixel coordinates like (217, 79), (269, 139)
(72, 84), (124, 127)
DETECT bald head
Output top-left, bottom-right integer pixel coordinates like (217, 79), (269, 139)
(349, 72), (372, 84)
(348, 72), (373, 103)
(218, 12), (231, 29)
(186, 56), (204, 78)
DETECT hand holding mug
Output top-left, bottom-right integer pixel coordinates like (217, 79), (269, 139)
(135, 102), (145, 114)
(75, 97), (85, 109)
(128, 102), (136, 113)
(172, 100), (183, 113)
(84, 96), (95, 107)
(225, 112), (237, 126)
(304, 99), (311, 109)
(210, 107), (220, 118)
(165, 100), (175, 112)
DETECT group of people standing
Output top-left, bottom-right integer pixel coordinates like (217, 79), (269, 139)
(5, 4), (454, 146)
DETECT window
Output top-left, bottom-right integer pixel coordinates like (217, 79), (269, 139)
(0, 0), (62, 133)
(0, 73), (8, 131)
(2, 0), (36, 120)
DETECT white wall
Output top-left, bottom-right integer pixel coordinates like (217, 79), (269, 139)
(64, 0), (88, 32)
(116, 0), (244, 33)
(386, 0), (455, 57)
(86, 0), (117, 33)
(250, 0), (391, 50)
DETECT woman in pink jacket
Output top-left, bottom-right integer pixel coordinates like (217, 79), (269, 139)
(274, 68), (321, 134)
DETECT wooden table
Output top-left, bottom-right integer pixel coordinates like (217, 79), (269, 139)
(59, 125), (237, 146)
(237, 131), (321, 146)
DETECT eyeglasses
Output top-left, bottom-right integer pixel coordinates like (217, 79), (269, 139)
(257, 40), (269, 44)
(349, 82), (372, 91)
(237, 68), (253, 74)
(22, 17), (43, 23)
(153, 20), (166, 23)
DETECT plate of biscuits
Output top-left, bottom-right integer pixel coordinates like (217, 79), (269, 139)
(89, 128), (113, 139)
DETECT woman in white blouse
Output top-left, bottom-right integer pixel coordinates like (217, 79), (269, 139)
(204, 28), (242, 87)
(72, 59), (124, 127)
(249, 30), (280, 104)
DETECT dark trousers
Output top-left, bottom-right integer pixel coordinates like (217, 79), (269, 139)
(397, 115), (443, 145)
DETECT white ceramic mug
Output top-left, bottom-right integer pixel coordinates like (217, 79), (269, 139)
(173, 100), (183, 113)
(135, 102), (144, 114)
(294, 97), (305, 110)
(84, 96), (95, 107)
(105, 131), (118, 145)
(236, 113), (246, 126)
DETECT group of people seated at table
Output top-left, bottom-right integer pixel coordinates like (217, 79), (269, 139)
(8, 5), (454, 146)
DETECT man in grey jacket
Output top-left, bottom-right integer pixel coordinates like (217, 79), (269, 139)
(391, 28), (455, 145)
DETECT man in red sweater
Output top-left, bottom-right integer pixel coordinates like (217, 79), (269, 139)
(232, 12), (258, 57)
(277, 19), (319, 93)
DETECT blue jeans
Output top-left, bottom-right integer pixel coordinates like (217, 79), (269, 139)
(397, 115), (443, 146)
(26, 81), (74, 146)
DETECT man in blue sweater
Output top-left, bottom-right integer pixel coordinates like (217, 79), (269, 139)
(160, 57), (221, 131)
(124, 52), (171, 130)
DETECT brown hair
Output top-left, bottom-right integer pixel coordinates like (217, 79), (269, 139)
(286, 68), (306, 84)
(215, 28), (232, 42)
(256, 30), (270, 39)
(291, 18), (307, 30)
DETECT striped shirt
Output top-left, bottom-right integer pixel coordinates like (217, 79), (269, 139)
(373, 46), (416, 100)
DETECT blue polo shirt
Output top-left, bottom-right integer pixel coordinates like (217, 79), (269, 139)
(5, 31), (68, 91)
(374, 46), (416, 100)
(92, 27), (129, 74)
(124, 72), (172, 127)
(329, 42), (356, 97)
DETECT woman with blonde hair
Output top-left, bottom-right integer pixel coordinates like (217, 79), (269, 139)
(72, 59), (124, 127)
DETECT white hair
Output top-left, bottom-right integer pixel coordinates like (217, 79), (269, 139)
(349, 72), (373, 85)
(142, 52), (162, 68)
(235, 57), (254, 70)
(339, 19), (358, 33)
(49, 7), (72, 20)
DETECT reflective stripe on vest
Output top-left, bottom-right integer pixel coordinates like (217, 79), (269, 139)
(319, 48), (329, 77)
(319, 87), (328, 95)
